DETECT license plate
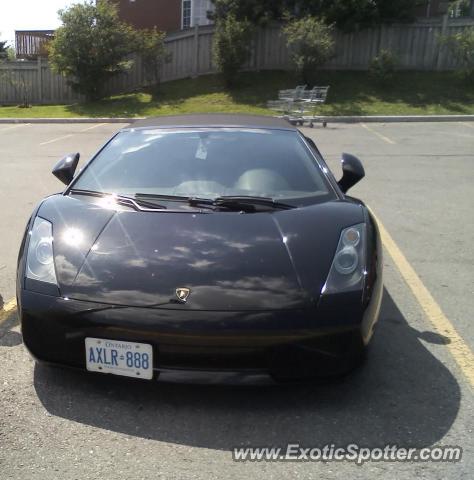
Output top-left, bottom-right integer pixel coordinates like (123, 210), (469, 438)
(85, 337), (153, 380)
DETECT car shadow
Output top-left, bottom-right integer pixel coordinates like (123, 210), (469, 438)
(33, 288), (460, 450)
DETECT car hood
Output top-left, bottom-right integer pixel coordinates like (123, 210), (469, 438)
(38, 194), (364, 311)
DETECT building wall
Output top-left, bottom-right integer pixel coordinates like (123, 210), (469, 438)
(115, 0), (182, 32)
(115, 0), (214, 32)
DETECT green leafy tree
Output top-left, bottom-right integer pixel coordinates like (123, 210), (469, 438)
(284, 17), (335, 84)
(210, 0), (422, 31)
(209, 0), (285, 25)
(213, 15), (253, 86)
(0, 38), (9, 60)
(135, 27), (170, 85)
(441, 29), (474, 82)
(299, 0), (378, 32)
(6, 46), (16, 61)
(48, 0), (137, 100)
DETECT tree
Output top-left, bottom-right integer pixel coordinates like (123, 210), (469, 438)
(135, 27), (170, 85)
(210, 0), (422, 31)
(48, 0), (137, 100)
(6, 46), (16, 61)
(375, 0), (422, 23)
(213, 15), (253, 86)
(295, 0), (378, 31)
(209, 0), (285, 26)
(0, 39), (8, 60)
(284, 17), (334, 84)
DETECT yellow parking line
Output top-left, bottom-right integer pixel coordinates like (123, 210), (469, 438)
(374, 213), (474, 388)
(460, 122), (474, 130)
(0, 298), (17, 327)
(361, 123), (396, 145)
(0, 123), (31, 133)
(39, 134), (74, 146)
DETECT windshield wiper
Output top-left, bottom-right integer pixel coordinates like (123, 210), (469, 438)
(69, 189), (167, 211)
(213, 196), (295, 211)
(80, 191), (295, 212)
(134, 193), (216, 210)
(135, 193), (295, 211)
(134, 193), (211, 203)
(71, 190), (296, 212)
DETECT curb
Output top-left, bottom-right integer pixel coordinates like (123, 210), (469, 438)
(0, 118), (141, 124)
(0, 115), (473, 124)
(307, 115), (474, 123)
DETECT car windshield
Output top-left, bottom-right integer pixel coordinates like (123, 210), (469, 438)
(72, 127), (335, 205)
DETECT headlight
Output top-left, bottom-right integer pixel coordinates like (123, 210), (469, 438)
(26, 217), (58, 285)
(321, 224), (366, 295)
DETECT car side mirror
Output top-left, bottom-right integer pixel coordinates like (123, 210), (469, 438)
(52, 153), (80, 185)
(337, 153), (365, 194)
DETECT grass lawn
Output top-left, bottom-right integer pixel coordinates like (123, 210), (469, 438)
(1, 70), (473, 118)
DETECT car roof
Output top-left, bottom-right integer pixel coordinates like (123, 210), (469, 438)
(128, 114), (296, 131)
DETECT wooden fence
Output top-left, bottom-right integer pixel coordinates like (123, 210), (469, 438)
(1, 18), (472, 105)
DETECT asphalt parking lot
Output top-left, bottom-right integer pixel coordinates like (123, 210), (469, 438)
(0, 121), (473, 479)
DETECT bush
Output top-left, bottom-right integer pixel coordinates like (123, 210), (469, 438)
(283, 17), (334, 84)
(369, 49), (397, 85)
(441, 29), (474, 82)
(49, 0), (137, 101)
(213, 15), (253, 86)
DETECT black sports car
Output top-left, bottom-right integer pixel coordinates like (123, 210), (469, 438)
(17, 114), (382, 384)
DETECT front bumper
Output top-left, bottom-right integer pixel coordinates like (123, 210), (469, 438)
(20, 289), (380, 383)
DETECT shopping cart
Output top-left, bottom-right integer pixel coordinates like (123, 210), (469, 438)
(267, 85), (307, 116)
(267, 85), (330, 128)
(301, 86), (330, 128)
